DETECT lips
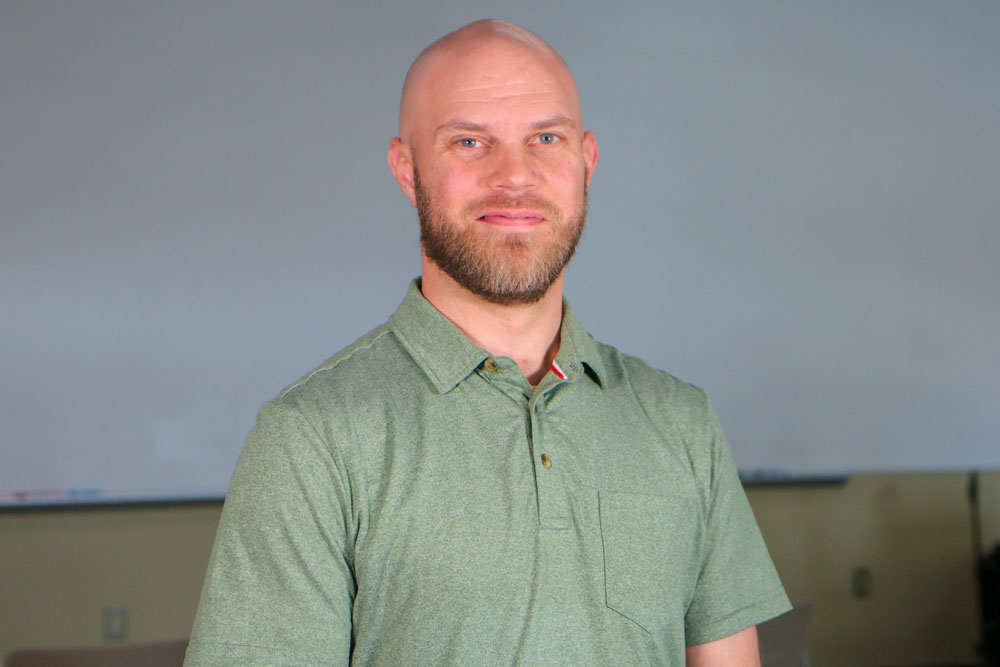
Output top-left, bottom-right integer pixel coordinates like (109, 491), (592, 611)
(477, 209), (546, 226)
(466, 193), (559, 228)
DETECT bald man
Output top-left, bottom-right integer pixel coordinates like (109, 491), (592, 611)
(186, 20), (790, 666)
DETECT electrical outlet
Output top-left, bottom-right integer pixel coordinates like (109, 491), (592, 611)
(103, 606), (128, 642)
(851, 566), (872, 599)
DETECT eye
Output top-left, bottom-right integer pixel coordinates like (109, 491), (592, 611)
(457, 137), (481, 148)
(536, 133), (559, 145)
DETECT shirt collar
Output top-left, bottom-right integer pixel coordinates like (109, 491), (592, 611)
(389, 279), (606, 394)
(555, 300), (606, 389)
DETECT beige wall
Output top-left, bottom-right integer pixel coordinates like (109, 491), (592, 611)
(0, 504), (221, 658)
(2, 472), (999, 665)
(751, 471), (1000, 666)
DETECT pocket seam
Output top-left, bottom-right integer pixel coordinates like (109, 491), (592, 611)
(598, 490), (655, 635)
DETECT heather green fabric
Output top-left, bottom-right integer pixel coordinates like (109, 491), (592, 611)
(186, 280), (790, 666)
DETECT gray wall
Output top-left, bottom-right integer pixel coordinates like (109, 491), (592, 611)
(2, 2), (998, 504)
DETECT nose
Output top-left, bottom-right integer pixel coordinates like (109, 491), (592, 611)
(488, 143), (540, 192)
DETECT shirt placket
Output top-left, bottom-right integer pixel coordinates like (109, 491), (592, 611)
(529, 385), (571, 530)
(480, 358), (573, 531)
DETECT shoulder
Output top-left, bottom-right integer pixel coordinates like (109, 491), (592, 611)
(592, 340), (726, 487)
(596, 341), (712, 422)
(244, 322), (426, 460)
(272, 323), (418, 411)
(282, 324), (394, 395)
(236, 323), (422, 493)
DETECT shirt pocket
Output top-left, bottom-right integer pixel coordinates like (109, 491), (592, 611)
(598, 489), (701, 635)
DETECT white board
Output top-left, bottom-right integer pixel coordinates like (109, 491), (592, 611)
(2, 2), (998, 505)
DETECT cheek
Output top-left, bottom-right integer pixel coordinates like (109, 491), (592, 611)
(432, 165), (482, 210)
(550, 164), (588, 203)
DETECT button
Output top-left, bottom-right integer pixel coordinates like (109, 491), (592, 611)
(540, 454), (552, 467)
(484, 359), (498, 371)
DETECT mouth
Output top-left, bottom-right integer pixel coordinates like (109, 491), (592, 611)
(476, 210), (546, 228)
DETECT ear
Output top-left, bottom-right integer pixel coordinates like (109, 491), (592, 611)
(388, 137), (418, 208)
(582, 130), (599, 187)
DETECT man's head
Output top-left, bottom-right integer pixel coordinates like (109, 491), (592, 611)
(388, 19), (598, 305)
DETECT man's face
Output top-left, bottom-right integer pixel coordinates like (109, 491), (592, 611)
(414, 164), (587, 306)
(393, 37), (598, 305)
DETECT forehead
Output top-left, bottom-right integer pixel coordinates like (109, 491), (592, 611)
(407, 38), (582, 136)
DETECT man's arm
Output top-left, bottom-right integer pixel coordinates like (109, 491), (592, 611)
(185, 398), (356, 665)
(685, 625), (761, 667)
(681, 393), (791, 646)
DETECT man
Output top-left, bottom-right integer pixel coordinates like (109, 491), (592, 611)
(186, 19), (790, 666)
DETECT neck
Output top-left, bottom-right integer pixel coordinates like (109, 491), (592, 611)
(420, 257), (564, 386)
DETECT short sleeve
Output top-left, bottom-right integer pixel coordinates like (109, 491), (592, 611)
(683, 405), (791, 645)
(185, 398), (356, 666)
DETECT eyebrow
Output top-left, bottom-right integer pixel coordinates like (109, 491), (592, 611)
(433, 116), (578, 136)
(434, 120), (488, 135)
(530, 116), (578, 131)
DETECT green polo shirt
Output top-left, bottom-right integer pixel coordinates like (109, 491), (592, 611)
(186, 280), (790, 666)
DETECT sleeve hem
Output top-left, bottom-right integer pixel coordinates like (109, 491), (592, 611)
(684, 587), (793, 647)
(184, 638), (341, 666)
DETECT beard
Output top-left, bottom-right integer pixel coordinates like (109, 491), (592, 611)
(415, 168), (587, 306)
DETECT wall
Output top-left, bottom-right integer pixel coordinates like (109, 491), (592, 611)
(0, 504), (219, 657)
(6, 4), (999, 499)
(752, 472), (1000, 666)
(2, 473), (999, 665)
